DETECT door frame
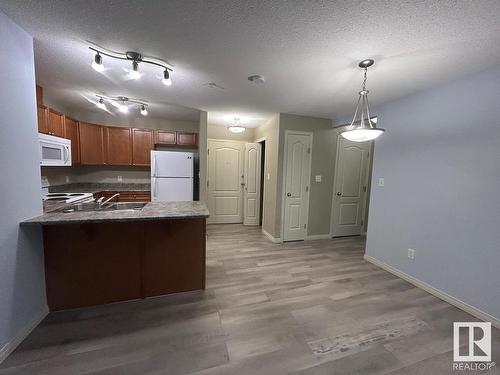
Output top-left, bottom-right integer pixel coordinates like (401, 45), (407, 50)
(254, 136), (268, 229)
(280, 130), (313, 242)
(329, 135), (373, 237)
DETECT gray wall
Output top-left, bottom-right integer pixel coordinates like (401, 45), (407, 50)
(0, 11), (47, 359)
(277, 114), (336, 238)
(254, 114), (280, 237)
(198, 111), (208, 202)
(366, 66), (500, 319)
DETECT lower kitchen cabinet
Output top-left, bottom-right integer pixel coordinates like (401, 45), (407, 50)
(43, 218), (206, 311)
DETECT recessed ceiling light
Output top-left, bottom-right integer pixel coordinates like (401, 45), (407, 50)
(248, 75), (265, 84)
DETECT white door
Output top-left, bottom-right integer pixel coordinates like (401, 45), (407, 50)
(243, 143), (262, 226)
(283, 132), (312, 242)
(207, 140), (244, 224)
(331, 137), (371, 237)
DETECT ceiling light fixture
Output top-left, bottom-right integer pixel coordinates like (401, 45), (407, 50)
(338, 59), (385, 142)
(91, 52), (104, 72)
(227, 118), (246, 133)
(88, 42), (173, 86)
(94, 95), (148, 116)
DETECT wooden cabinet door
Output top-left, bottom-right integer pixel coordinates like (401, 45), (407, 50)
(64, 117), (80, 164)
(132, 128), (153, 166)
(155, 130), (176, 145)
(48, 109), (65, 137)
(79, 122), (105, 165)
(177, 132), (197, 146)
(105, 127), (132, 165)
(37, 105), (49, 134)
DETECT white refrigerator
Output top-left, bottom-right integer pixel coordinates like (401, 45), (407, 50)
(151, 151), (194, 201)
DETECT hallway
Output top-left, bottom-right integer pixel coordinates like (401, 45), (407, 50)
(0, 225), (495, 374)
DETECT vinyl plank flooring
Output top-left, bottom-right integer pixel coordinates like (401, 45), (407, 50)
(1, 224), (497, 375)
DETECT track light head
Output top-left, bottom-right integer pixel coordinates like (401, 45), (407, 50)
(162, 69), (172, 86)
(96, 97), (106, 110)
(92, 53), (104, 72)
(127, 60), (142, 80)
(140, 104), (148, 116)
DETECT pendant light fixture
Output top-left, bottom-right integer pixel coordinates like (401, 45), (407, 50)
(340, 59), (385, 142)
(227, 118), (246, 133)
(88, 42), (173, 86)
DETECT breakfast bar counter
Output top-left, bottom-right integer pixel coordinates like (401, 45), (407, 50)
(23, 201), (209, 311)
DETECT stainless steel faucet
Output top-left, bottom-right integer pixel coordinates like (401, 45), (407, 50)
(98, 193), (120, 206)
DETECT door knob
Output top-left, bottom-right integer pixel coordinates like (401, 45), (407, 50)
(336, 192), (342, 196)
(287, 192), (291, 197)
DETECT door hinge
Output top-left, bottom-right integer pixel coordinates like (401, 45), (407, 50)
(361, 219), (364, 226)
(363, 186), (367, 192)
(207, 180), (209, 187)
(307, 147), (311, 154)
(208, 149), (210, 155)
(305, 185), (309, 192)
(304, 223), (307, 229)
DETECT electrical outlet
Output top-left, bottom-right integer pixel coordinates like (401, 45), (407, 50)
(378, 178), (385, 187)
(408, 248), (415, 260)
(117, 176), (123, 182)
(315, 175), (322, 183)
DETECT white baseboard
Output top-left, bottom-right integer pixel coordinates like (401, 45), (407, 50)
(0, 305), (48, 364)
(364, 255), (500, 329)
(262, 228), (282, 243)
(306, 234), (332, 241)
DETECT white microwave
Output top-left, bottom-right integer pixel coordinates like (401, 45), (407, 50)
(39, 133), (72, 166)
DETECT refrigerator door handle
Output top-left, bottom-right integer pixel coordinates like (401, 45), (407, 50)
(153, 178), (158, 199)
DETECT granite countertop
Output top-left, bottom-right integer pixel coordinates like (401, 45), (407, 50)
(49, 183), (151, 194)
(22, 201), (209, 225)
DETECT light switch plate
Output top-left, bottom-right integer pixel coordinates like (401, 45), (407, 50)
(378, 178), (385, 187)
(315, 175), (322, 183)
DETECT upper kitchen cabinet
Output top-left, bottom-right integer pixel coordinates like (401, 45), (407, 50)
(64, 117), (80, 164)
(132, 128), (153, 166)
(155, 130), (176, 145)
(48, 108), (65, 137)
(177, 132), (197, 146)
(37, 105), (49, 134)
(105, 126), (132, 165)
(79, 122), (105, 165)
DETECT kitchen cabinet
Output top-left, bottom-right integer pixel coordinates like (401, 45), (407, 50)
(79, 122), (105, 165)
(64, 117), (80, 164)
(177, 132), (197, 146)
(105, 127), (132, 165)
(37, 105), (49, 134)
(132, 128), (154, 166)
(48, 108), (65, 137)
(155, 130), (176, 145)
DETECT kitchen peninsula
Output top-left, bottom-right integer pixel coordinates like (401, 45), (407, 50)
(23, 201), (209, 311)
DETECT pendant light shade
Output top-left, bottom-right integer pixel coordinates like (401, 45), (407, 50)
(227, 118), (246, 133)
(340, 59), (385, 142)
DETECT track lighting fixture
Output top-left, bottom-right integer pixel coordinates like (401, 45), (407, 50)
(227, 118), (246, 133)
(96, 97), (106, 110)
(336, 59), (385, 142)
(88, 41), (173, 86)
(162, 69), (172, 86)
(94, 95), (148, 116)
(92, 52), (104, 72)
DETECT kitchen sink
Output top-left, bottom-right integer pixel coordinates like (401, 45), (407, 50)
(59, 202), (147, 213)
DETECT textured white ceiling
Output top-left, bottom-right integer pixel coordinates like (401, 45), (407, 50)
(1, 0), (499, 126)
